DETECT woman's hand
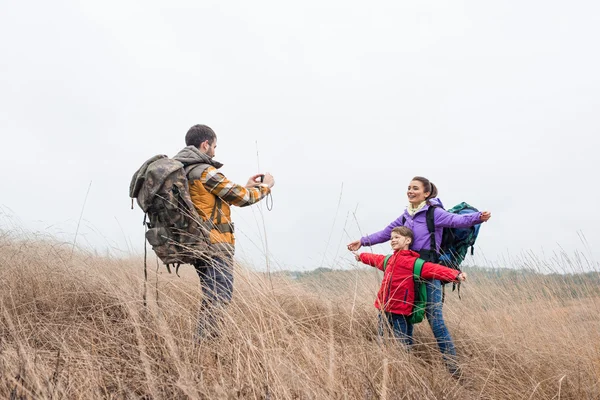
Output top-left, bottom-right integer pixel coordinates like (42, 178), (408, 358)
(480, 211), (491, 222)
(347, 240), (362, 251)
(457, 272), (468, 282)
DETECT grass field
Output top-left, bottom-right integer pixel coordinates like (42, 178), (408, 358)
(1, 232), (600, 399)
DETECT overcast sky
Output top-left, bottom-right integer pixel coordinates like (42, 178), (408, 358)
(1, 0), (599, 272)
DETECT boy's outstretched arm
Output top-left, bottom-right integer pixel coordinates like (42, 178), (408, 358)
(358, 253), (386, 271)
(421, 262), (466, 282)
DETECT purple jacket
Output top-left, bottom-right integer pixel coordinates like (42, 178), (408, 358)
(360, 198), (482, 252)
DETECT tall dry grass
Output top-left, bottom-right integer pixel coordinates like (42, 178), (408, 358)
(1, 231), (600, 399)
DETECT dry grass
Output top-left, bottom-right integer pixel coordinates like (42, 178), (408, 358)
(1, 231), (600, 399)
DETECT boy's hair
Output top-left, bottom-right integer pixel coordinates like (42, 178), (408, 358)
(185, 124), (217, 148)
(392, 226), (414, 242)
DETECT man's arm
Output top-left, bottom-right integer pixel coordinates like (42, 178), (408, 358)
(203, 167), (271, 207)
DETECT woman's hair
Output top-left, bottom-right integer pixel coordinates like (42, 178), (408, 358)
(411, 176), (438, 201)
(391, 226), (414, 242)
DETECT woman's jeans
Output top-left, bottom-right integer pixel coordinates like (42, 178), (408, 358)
(426, 279), (459, 374)
(379, 279), (459, 374)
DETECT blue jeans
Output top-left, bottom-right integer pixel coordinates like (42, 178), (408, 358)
(194, 256), (233, 338)
(378, 312), (414, 347)
(425, 279), (459, 374)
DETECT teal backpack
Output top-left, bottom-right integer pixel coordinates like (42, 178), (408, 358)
(428, 202), (481, 298)
(383, 256), (427, 324)
(434, 202), (482, 269)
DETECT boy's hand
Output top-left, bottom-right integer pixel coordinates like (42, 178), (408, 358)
(457, 272), (468, 282)
(480, 211), (491, 222)
(347, 240), (362, 251)
(351, 251), (361, 261)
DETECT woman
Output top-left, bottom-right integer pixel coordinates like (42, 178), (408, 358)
(348, 176), (491, 375)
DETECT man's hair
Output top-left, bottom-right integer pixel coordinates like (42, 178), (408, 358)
(185, 124), (217, 148)
(392, 226), (414, 242)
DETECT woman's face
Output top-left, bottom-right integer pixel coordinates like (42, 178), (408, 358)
(407, 180), (430, 205)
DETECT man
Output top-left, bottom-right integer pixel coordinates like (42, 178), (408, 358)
(173, 124), (275, 338)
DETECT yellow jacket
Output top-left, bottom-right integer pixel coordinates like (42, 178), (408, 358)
(173, 146), (270, 256)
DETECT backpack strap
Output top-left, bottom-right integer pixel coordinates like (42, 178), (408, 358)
(425, 206), (437, 253)
(209, 197), (221, 225)
(383, 254), (392, 271)
(208, 197), (234, 233)
(184, 163), (211, 178)
(402, 216), (406, 225)
(407, 258), (428, 324)
(413, 258), (425, 280)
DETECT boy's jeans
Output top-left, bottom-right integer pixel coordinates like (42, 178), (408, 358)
(426, 279), (459, 374)
(378, 280), (459, 375)
(378, 312), (414, 346)
(194, 256), (233, 339)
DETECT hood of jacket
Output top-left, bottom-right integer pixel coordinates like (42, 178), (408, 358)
(172, 145), (223, 169)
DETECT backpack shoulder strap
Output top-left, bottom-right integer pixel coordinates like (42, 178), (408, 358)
(425, 206), (437, 252)
(402, 215), (406, 225)
(413, 258), (425, 279)
(383, 254), (392, 271)
(185, 163), (212, 181)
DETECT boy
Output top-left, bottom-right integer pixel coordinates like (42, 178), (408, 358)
(353, 226), (467, 346)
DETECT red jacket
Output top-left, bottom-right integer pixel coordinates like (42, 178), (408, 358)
(360, 249), (461, 315)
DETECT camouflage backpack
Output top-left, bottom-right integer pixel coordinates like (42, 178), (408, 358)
(129, 155), (211, 274)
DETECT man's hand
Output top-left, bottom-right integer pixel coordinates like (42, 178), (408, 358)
(245, 174), (263, 188)
(262, 173), (275, 188)
(480, 211), (491, 222)
(347, 240), (361, 251)
(246, 173), (275, 189)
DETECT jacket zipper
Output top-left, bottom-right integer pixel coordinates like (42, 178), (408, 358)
(384, 256), (394, 311)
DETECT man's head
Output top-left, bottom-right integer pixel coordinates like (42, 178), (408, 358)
(390, 226), (414, 251)
(186, 124), (217, 158)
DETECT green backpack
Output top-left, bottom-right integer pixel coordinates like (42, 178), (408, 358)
(383, 256), (427, 324)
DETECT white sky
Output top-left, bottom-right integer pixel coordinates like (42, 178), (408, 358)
(1, 0), (599, 272)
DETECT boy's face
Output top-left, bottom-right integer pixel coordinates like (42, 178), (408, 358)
(390, 232), (411, 251)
